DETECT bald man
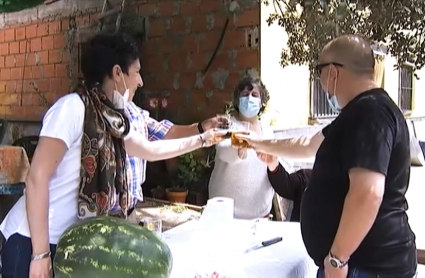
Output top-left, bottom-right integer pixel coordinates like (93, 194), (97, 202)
(238, 35), (417, 277)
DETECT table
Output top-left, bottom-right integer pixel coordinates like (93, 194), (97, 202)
(163, 220), (317, 278)
(0, 146), (29, 195)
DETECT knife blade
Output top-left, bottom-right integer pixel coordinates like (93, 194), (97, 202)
(243, 237), (283, 254)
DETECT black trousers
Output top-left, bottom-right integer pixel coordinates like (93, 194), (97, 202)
(1, 233), (56, 278)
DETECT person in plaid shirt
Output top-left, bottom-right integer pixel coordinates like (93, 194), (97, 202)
(111, 90), (221, 214)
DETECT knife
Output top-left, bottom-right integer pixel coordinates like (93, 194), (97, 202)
(243, 237), (283, 254)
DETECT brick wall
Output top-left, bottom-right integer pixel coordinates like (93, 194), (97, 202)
(0, 0), (260, 122)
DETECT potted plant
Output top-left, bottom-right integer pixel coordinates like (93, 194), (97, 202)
(165, 151), (210, 203)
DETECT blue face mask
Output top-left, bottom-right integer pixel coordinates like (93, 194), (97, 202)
(326, 93), (341, 113)
(239, 96), (261, 118)
(325, 67), (341, 113)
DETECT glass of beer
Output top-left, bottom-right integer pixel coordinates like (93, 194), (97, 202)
(230, 121), (250, 148)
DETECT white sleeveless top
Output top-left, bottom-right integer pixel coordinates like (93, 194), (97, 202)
(208, 118), (275, 219)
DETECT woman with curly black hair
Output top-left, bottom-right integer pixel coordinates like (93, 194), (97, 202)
(208, 76), (278, 219)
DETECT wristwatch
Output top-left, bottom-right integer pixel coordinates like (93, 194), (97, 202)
(328, 251), (349, 268)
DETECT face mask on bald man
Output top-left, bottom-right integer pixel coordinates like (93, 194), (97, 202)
(324, 66), (342, 113)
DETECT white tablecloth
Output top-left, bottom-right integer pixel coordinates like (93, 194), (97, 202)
(163, 219), (317, 278)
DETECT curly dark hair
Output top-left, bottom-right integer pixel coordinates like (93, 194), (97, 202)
(80, 32), (139, 86)
(232, 76), (270, 116)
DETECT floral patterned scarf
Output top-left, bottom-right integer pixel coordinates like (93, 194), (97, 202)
(76, 84), (130, 219)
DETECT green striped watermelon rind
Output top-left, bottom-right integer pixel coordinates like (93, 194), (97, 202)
(53, 216), (173, 278)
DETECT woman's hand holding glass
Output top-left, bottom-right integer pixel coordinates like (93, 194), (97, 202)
(202, 128), (228, 147)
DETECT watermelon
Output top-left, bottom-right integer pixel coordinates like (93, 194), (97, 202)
(53, 216), (173, 278)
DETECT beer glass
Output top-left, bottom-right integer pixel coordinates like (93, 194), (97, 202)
(230, 121), (250, 148)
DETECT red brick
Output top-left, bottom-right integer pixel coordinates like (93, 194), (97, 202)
(179, 72), (196, 88)
(23, 67), (32, 79)
(10, 67), (23, 80)
(5, 56), (15, 68)
(5, 81), (16, 94)
(37, 23), (49, 37)
(0, 31), (4, 43)
(4, 29), (15, 42)
(0, 82), (5, 92)
(146, 56), (165, 73)
(36, 79), (50, 92)
(157, 37), (178, 53)
(20, 40), (30, 53)
(0, 43), (9, 56)
(182, 35), (198, 52)
(42, 36), (54, 50)
(43, 64), (55, 78)
(15, 27), (26, 40)
(9, 41), (20, 54)
(236, 49), (258, 68)
(191, 15), (208, 33)
(39, 51), (49, 64)
(187, 53), (207, 71)
(53, 34), (66, 49)
(199, 0), (221, 13)
(61, 18), (70, 30)
(158, 1), (174, 17)
(48, 50), (62, 63)
(168, 53), (187, 72)
(49, 78), (62, 92)
(48, 21), (62, 34)
(226, 71), (241, 89)
(198, 32), (222, 52)
(61, 78), (70, 92)
(55, 64), (68, 78)
(143, 39), (156, 56)
(170, 17), (187, 33)
(31, 38), (42, 52)
(149, 19), (167, 38)
(15, 54), (25, 67)
(26, 24), (38, 39)
(213, 13), (230, 29)
(234, 8), (260, 27)
(0, 69), (10, 81)
(26, 53), (37, 66)
(209, 52), (231, 70)
(4, 92), (20, 106)
(21, 93), (37, 106)
(0, 57), (4, 68)
(180, 2), (199, 15)
(138, 3), (158, 17)
(224, 30), (247, 49)
(31, 66), (43, 79)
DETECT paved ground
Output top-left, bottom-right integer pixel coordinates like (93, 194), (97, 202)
(406, 166), (425, 250)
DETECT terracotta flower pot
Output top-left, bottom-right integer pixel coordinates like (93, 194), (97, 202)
(165, 188), (188, 203)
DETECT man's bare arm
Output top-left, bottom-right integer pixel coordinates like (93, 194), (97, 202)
(330, 168), (385, 261)
(239, 131), (324, 159)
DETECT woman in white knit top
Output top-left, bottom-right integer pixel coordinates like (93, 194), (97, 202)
(208, 77), (275, 219)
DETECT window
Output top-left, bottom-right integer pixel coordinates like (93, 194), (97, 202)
(310, 76), (338, 119)
(398, 65), (414, 112)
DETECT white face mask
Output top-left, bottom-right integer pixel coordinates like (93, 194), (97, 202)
(113, 69), (130, 109)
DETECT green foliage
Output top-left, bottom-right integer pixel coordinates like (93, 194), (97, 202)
(0, 0), (45, 13)
(171, 150), (214, 190)
(265, 0), (425, 72)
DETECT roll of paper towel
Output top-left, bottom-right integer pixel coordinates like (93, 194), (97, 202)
(197, 197), (235, 232)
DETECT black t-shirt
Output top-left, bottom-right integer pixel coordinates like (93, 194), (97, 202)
(301, 89), (417, 276)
